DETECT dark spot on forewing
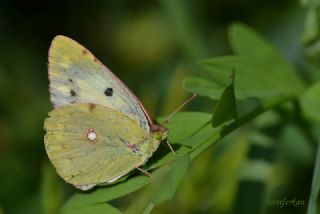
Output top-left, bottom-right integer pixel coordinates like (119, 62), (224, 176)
(89, 103), (96, 112)
(104, 88), (113, 96)
(82, 49), (88, 55)
(70, 90), (76, 96)
(68, 78), (73, 83)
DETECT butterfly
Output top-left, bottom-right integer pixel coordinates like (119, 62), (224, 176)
(44, 35), (173, 191)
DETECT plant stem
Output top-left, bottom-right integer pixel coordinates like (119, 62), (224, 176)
(224, 96), (294, 134)
(307, 143), (320, 214)
(190, 95), (295, 158)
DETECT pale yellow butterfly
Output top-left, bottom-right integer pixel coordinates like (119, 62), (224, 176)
(44, 36), (169, 191)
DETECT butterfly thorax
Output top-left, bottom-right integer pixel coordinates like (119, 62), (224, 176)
(135, 124), (168, 165)
(151, 124), (168, 139)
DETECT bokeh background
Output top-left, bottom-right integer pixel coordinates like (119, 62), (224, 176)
(0, 0), (315, 213)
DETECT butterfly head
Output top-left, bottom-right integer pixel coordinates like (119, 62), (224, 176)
(151, 124), (168, 141)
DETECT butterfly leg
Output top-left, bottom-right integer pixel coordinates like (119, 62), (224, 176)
(163, 140), (179, 157)
(136, 166), (153, 180)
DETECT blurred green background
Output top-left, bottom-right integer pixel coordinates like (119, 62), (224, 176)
(0, 0), (315, 213)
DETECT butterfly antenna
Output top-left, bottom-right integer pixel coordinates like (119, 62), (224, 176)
(162, 92), (197, 125)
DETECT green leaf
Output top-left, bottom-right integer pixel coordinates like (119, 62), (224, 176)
(192, 23), (304, 99)
(178, 123), (219, 147)
(229, 23), (284, 61)
(62, 176), (151, 211)
(301, 81), (320, 122)
(228, 23), (305, 94)
(212, 74), (237, 127)
(188, 130), (221, 160)
(62, 203), (121, 214)
(301, 0), (320, 43)
(302, 0), (320, 59)
(149, 156), (190, 205)
(125, 156), (190, 214)
(307, 143), (320, 214)
(200, 56), (288, 98)
(159, 112), (211, 143)
(147, 112), (211, 170)
(41, 163), (64, 214)
(183, 77), (223, 99)
(185, 24), (305, 101)
(148, 123), (219, 170)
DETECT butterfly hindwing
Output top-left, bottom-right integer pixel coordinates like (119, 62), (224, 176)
(48, 35), (150, 133)
(44, 103), (146, 189)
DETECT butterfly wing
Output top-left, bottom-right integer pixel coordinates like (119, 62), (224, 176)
(48, 35), (151, 133)
(44, 103), (148, 190)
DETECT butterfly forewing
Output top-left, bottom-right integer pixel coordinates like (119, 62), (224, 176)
(48, 35), (151, 133)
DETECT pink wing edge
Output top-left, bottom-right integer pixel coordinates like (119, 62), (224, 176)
(47, 35), (153, 127)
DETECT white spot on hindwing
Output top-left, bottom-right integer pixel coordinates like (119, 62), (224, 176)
(84, 128), (97, 143)
(87, 131), (96, 141)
